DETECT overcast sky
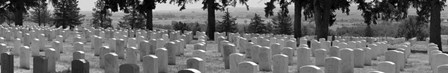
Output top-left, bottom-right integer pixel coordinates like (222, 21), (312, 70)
(77, 0), (271, 11)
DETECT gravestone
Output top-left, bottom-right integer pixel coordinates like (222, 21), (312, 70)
(193, 50), (206, 59)
(13, 38), (21, 55)
(149, 39), (157, 54)
(74, 42), (84, 51)
(230, 53), (245, 73)
(105, 53), (119, 73)
(297, 47), (312, 68)
(187, 57), (205, 73)
(433, 53), (448, 73)
(119, 64), (140, 73)
(178, 69), (202, 73)
(328, 46), (340, 57)
(0, 43), (7, 60)
(364, 47), (372, 66)
(139, 40), (150, 61)
(271, 43), (282, 55)
(156, 48), (168, 73)
(219, 40), (230, 53)
(285, 40), (297, 49)
(246, 42), (255, 58)
(377, 61), (395, 73)
(325, 57), (342, 73)
(369, 71), (385, 73)
(194, 43), (206, 51)
(430, 50), (443, 66)
(165, 42), (177, 65)
(73, 51), (85, 60)
(238, 61), (259, 73)
(272, 54), (288, 73)
(259, 46), (272, 71)
(315, 49), (327, 66)
(99, 46), (111, 68)
(174, 40), (182, 56)
(282, 47), (294, 65)
(93, 36), (102, 56)
(46, 48), (57, 73)
(437, 64), (448, 73)
(52, 41), (63, 54)
(71, 59), (90, 73)
(31, 38), (41, 56)
(1, 52), (13, 73)
(223, 43), (236, 69)
(143, 55), (158, 73)
(299, 65), (323, 73)
(385, 50), (404, 72)
(33, 56), (48, 73)
(339, 48), (354, 73)
(353, 48), (364, 68)
(178, 39), (186, 56)
(116, 39), (125, 59)
(126, 47), (139, 64)
(20, 46), (31, 69)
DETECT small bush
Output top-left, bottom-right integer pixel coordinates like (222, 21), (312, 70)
(396, 16), (428, 40)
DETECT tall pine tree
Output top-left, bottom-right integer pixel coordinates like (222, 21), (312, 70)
(91, 0), (112, 29)
(248, 13), (270, 34)
(272, 10), (292, 35)
(118, 12), (145, 29)
(216, 9), (238, 33)
(30, 0), (52, 26)
(52, 0), (85, 29)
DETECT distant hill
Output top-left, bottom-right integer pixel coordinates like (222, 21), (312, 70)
(78, 6), (448, 27)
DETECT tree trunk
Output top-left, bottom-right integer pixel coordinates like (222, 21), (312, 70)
(146, 0), (154, 30)
(313, 0), (322, 39)
(294, 0), (302, 45)
(365, 24), (373, 37)
(319, 0), (331, 39)
(38, 6), (42, 26)
(15, 0), (24, 26)
(146, 10), (153, 30)
(430, 0), (442, 51)
(131, 11), (136, 29)
(207, 0), (216, 41)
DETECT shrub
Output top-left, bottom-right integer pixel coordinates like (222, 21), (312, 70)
(396, 15), (428, 40)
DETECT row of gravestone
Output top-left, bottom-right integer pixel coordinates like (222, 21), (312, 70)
(0, 51), (206, 73)
(0, 24), (438, 73)
(0, 25), (204, 73)
(211, 32), (425, 73)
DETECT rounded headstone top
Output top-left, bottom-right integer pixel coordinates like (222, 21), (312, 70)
(178, 68), (201, 73)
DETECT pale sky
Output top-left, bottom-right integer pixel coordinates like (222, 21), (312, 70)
(77, 0), (271, 11)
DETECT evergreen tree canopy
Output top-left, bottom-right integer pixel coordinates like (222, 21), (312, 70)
(248, 13), (270, 34)
(216, 9), (237, 33)
(52, 0), (85, 29)
(0, 0), (40, 26)
(30, 0), (52, 26)
(118, 12), (145, 29)
(272, 10), (292, 35)
(91, 0), (112, 29)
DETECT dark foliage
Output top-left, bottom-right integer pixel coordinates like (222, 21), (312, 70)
(30, 0), (52, 26)
(248, 13), (271, 34)
(91, 0), (112, 29)
(396, 16), (428, 40)
(271, 10), (292, 35)
(216, 9), (238, 33)
(52, 0), (85, 29)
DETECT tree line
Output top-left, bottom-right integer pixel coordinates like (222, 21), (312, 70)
(0, 0), (446, 51)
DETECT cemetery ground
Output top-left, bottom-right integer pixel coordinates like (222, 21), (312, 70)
(3, 34), (442, 73)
